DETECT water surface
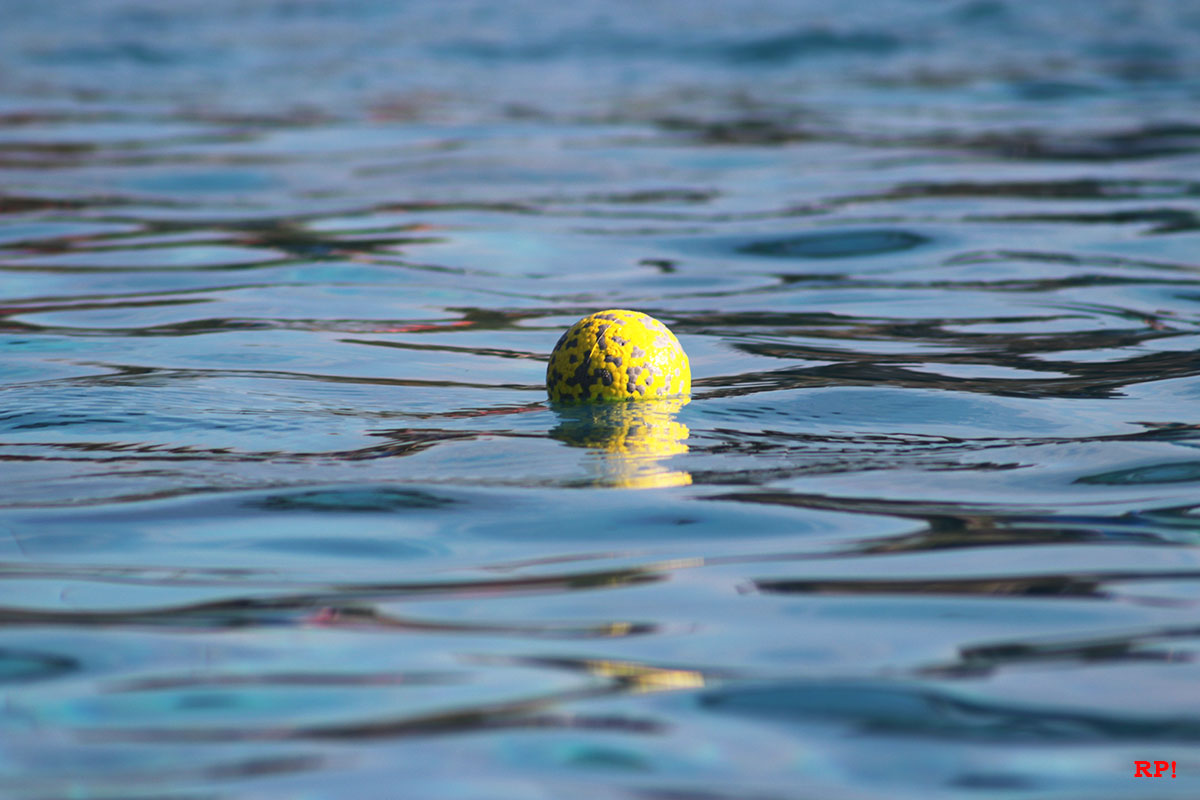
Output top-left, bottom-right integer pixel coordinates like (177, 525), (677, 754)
(3, 1), (1200, 798)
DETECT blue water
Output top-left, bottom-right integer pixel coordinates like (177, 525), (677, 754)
(3, 1), (1200, 797)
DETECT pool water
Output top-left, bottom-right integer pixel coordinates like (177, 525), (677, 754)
(3, 1), (1200, 797)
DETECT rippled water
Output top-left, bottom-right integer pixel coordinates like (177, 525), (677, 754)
(4, 1), (1200, 797)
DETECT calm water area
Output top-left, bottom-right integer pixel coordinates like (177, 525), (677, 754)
(4, 1), (1200, 797)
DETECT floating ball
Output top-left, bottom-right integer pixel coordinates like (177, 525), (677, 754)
(546, 310), (691, 403)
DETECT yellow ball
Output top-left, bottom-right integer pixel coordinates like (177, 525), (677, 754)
(546, 310), (691, 403)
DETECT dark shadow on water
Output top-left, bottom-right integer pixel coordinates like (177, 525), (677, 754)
(752, 569), (1200, 600)
(924, 621), (1200, 678)
(701, 679), (1200, 741)
(0, 647), (79, 683)
(1077, 461), (1200, 486)
(735, 230), (928, 259)
(254, 487), (456, 512)
(672, 228), (930, 261)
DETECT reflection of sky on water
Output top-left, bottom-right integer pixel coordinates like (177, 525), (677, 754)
(3, 0), (1200, 797)
(3, 0), (1200, 125)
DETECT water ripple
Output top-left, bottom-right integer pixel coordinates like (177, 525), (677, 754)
(4, 1), (1200, 796)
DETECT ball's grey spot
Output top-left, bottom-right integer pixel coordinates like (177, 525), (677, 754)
(571, 360), (592, 389)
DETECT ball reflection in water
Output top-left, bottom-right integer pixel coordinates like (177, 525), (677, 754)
(551, 399), (691, 488)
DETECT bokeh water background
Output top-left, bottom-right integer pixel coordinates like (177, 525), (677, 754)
(4, 1), (1200, 797)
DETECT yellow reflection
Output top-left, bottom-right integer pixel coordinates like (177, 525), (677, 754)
(580, 658), (706, 694)
(551, 399), (691, 488)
